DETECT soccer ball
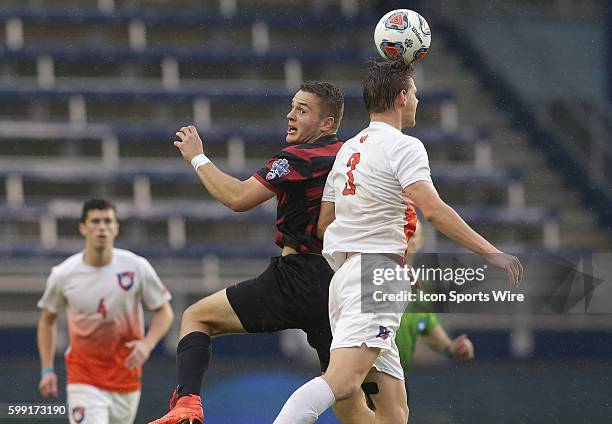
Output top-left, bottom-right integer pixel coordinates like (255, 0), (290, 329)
(374, 9), (431, 64)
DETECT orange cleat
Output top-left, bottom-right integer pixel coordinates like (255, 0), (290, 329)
(148, 390), (203, 424)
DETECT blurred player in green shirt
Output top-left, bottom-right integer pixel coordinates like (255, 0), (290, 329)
(396, 222), (474, 403)
(397, 312), (472, 377)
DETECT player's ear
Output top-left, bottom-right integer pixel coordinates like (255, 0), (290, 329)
(78, 222), (87, 237)
(320, 116), (335, 132)
(399, 90), (408, 106)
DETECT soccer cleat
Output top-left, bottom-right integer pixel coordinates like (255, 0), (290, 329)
(148, 391), (203, 424)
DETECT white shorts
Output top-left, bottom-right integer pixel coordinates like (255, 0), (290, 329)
(328, 254), (405, 380)
(67, 384), (140, 424)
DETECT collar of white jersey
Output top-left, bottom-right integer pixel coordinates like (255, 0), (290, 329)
(368, 121), (402, 133)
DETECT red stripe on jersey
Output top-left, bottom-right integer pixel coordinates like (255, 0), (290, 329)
(403, 199), (418, 261)
(306, 186), (324, 199)
(283, 142), (342, 163)
(254, 136), (343, 254)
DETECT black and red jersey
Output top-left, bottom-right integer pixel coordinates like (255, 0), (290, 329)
(253, 135), (343, 254)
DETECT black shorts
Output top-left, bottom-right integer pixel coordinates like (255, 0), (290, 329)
(226, 253), (334, 371)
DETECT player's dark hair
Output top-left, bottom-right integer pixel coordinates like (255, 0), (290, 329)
(299, 81), (345, 132)
(81, 198), (117, 222)
(363, 58), (414, 113)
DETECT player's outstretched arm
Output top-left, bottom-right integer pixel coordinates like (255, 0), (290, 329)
(37, 309), (59, 398)
(174, 125), (275, 211)
(125, 302), (174, 369)
(404, 181), (523, 287)
(422, 324), (474, 361)
(317, 201), (335, 239)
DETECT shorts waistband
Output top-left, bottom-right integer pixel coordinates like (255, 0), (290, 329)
(345, 252), (403, 266)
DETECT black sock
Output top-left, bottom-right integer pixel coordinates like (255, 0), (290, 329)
(176, 331), (212, 398)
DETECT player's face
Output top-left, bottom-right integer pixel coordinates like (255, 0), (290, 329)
(79, 208), (119, 250)
(286, 90), (328, 144)
(402, 77), (418, 128)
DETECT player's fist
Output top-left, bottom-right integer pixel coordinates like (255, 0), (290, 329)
(124, 340), (152, 369)
(38, 372), (58, 398)
(174, 125), (205, 162)
(449, 333), (474, 361)
(484, 251), (523, 288)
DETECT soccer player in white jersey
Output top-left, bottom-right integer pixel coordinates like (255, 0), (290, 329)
(37, 198), (174, 424)
(273, 59), (523, 424)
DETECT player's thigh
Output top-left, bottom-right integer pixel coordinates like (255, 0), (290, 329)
(225, 258), (308, 334)
(108, 390), (140, 424)
(67, 384), (110, 424)
(324, 345), (381, 401)
(181, 288), (245, 337)
(365, 370), (408, 424)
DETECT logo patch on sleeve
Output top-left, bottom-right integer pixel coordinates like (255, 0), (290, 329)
(266, 158), (290, 180)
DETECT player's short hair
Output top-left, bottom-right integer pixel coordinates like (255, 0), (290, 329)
(363, 58), (415, 113)
(81, 198), (117, 222)
(299, 81), (345, 132)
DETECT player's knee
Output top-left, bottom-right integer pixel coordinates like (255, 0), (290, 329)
(181, 298), (219, 336)
(332, 381), (361, 402)
(377, 403), (408, 424)
(400, 403), (409, 423)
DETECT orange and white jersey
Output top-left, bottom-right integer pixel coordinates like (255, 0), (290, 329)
(37, 248), (171, 392)
(322, 121), (432, 271)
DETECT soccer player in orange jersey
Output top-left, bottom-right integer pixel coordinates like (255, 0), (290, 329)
(37, 198), (174, 424)
(274, 59), (522, 424)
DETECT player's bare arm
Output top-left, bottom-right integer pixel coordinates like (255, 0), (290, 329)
(404, 180), (523, 287)
(317, 201), (335, 239)
(421, 325), (474, 361)
(37, 309), (59, 398)
(175, 125), (275, 211)
(125, 302), (174, 369)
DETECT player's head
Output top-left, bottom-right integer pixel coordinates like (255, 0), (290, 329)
(286, 81), (344, 145)
(79, 198), (119, 250)
(363, 58), (417, 128)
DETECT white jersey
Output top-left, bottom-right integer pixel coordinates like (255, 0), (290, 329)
(322, 121), (432, 271)
(37, 248), (171, 392)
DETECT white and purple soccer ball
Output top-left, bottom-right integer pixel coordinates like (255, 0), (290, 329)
(374, 9), (431, 64)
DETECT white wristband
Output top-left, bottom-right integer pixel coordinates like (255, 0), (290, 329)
(191, 153), (211, 170)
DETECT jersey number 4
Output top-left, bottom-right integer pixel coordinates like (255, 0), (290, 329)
(97, 298), (107, 319)
(342, 153), (361, 196)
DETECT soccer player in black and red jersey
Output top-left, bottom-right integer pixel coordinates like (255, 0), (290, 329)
(150, 82), (373, 424)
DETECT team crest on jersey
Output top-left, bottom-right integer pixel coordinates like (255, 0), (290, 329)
(376, 325), (391, 340)
(266, 158), (290, 180)
(117, 271), (135, 291)
(72, 406), (85, 423)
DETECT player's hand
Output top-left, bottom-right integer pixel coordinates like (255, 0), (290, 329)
(484, 251), (523, 288)
(124, 340), (152, 369)
(38, 372), (58, 398)
(174, 125), (205, 163)
(448, 333), (474, 361)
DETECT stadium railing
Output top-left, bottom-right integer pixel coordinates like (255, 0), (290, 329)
(0, 121), (487, 167)
(0, 199), (559, 251)
(0, 159), (524, 207)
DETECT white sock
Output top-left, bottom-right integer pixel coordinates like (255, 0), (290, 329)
(273, 376), (336, 424)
